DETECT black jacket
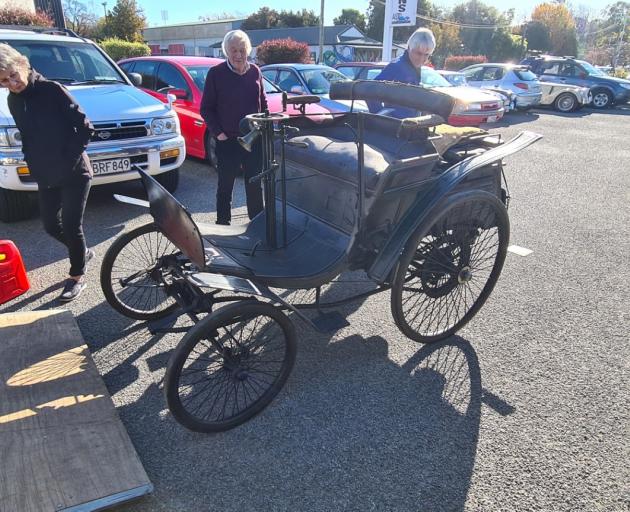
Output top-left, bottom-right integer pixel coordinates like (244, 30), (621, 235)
(7, 72), (94, 188)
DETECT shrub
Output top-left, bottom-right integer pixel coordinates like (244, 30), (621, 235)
(255, 38), (310, 65)
(612, 68), (629, 79)
(100, 38), (150, 61)
(444, 55), (488, 71)
(0, 6), (53, 27)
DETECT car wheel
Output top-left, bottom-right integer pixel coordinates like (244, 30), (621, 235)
(591, 89), (612, 109)
(154, 168), (179, 193)
(0, 188), (37, 223)
(554, 92), (577, 112)
(205, 132), (217, 169)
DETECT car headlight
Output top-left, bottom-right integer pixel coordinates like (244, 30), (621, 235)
(0, 128), (22, 148)
(151, 115), (179, 135)
(618, 83), (630, 90)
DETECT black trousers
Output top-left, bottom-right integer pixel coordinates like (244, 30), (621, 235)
(38, 176), (91, 277)
(214, 137), (263, 224)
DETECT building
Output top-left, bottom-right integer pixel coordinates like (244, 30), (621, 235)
(142, 20), (400, 63)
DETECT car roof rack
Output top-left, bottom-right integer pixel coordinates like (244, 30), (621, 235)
(0, 25), (81, 38)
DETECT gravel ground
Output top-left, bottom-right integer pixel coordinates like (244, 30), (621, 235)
(1, 105), (628, 512)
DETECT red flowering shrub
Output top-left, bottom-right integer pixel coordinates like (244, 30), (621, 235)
(256, 38), (310, 65)
(0, 6), (54, 27)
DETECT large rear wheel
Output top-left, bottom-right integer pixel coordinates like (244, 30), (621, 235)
(391, 191), (509, 343)
(165, 301), (296, 432)
(100, 222), (179, 320)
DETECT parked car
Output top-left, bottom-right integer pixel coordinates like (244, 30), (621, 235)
(538, 82), (592, 112)
(119, 56), (332, 166)
(334, 62), (503, 126)
(460, 63), (542, 109)
(261, 63), (367, 111)
(0, 27), (185, 222)
(437, 69), (516, 113)
(520, 55), (630, 108)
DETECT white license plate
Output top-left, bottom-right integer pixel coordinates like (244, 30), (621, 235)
(486, 115), (498, 122)
(91, 158), (131, 175)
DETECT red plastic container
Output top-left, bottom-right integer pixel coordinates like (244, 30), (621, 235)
(0, 240), (30, 305)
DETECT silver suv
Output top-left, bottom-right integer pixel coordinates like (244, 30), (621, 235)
(0, 27), (186, 222)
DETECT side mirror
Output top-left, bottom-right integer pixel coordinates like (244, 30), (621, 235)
(169, 88), (189, 100)
(289, 84), (305, 95)
(128, 72), (142, 86)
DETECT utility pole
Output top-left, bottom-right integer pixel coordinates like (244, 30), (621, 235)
(101, 1), (107, 18)
(318, 0), (325, 63)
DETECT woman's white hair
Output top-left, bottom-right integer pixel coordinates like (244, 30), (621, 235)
(222, 30), (252, 56)
(0, 43), (29, 73)
(407, 28), (436, 53)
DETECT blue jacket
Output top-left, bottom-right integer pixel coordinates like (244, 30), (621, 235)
(367, 51), (421, 119)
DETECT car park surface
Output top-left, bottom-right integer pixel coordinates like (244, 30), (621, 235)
(2, 103), (628, 512)
(0, 28), (185, 222)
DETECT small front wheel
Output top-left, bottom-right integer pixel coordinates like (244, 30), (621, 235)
(391, 191), (509, 343)
(165, 301), (297, 432)
(100, 222), (179, 320)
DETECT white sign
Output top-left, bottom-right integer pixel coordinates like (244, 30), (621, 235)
(390, 0), (418, 26)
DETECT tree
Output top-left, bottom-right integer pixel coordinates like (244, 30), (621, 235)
(63, 0), (98, 38)
(241, 7), (280, 30)
(333, 8), (367, 32)
(366, 0), (385, 42)
(431, 23), (462, 67)
(524, 20), (552, 52)
(277, 9), (319, 27)
(255, 38), (310, 65)
(531, 3), (578, 56)
(103, 0), (146, 42)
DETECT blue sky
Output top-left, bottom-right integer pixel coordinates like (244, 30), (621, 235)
(91, 0), (613, 27)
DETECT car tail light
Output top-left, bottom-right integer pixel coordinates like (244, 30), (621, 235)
(514, 82), (529, 90)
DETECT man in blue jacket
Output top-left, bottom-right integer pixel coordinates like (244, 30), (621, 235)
(368, 28), (436, 118)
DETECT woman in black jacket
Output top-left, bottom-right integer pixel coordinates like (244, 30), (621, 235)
(0, 43), (94, 302)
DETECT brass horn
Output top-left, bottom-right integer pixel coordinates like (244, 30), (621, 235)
(238, 127), (261, 152)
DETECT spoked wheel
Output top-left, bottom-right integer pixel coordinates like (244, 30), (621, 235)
(101, 222), (179, 320)
(165, 301), (297, 432)
(391, 191), (509, 343)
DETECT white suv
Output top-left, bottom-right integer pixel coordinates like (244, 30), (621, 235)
(0, 27), (186, 222)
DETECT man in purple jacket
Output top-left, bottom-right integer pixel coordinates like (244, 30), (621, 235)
(200, 30), (267, 225)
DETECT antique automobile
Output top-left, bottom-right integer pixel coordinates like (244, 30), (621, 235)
(100, 81), (541, 433)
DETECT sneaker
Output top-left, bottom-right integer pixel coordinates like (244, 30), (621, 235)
(59, 278), (86, 302)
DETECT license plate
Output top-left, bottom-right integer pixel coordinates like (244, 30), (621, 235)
(91, 158), (131, 175)
(486, 115), (498, 122)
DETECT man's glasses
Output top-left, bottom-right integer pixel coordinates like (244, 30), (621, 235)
(0, 71), (21, 87)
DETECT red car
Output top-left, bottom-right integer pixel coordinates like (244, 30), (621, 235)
(334, 61), (504, 126)
(118, 56), (331, 163)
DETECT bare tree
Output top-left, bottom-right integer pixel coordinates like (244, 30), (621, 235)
(63, 0), (98, 37)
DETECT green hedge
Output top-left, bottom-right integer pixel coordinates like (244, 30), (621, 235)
(100, 38), (150, 62)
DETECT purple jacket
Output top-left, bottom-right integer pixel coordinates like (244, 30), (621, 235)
(200, 61), (268, 139)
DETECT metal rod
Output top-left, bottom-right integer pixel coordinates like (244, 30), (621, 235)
(280, 124), (288, 247)
(357, 112), (365, 233)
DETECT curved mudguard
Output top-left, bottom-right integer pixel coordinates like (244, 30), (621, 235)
(367, 130), (543, 283)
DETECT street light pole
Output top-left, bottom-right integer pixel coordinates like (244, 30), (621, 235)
(318, 0), (325, 63)
(101, 2), (107, 18)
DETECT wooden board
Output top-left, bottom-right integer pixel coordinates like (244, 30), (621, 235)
(0, 310), (152, 512)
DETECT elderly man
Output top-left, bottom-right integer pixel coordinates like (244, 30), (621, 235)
(200, 30), (267, 226)
(367, 27), (436, 119)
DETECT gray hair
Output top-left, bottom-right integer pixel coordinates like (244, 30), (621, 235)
(0, 43), (29, 73)
(407, 28), (436, 53)
(222, 30), (252, 56)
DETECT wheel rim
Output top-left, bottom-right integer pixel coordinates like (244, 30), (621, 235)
(592, 92), (609, 107)
(174, 309), (292, 427)
(398, 198), (506, 339)
(557, 94), (575, 112)
(109, 230), (177, 315)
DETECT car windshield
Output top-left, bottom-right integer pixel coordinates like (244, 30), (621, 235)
(298, 68), (349, 94)
(578, 60), (606, 76)
(2, 40), (125, 84)
(445, 73), (467, 86)
(420, 67), (452, 87)
(185, 64), (281, 94)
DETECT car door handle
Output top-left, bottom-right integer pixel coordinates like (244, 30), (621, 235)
(194, 120), (204, 126)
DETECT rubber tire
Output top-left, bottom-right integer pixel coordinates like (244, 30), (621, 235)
(0, 188), (37, 223)
(165, 301), (297, 433)
(154, 167), (179, 193)
(100, 222), (179, 320)
(554, 92), (577, 112)
(591, 89), (612, 109)
(391, 190), (509, 344)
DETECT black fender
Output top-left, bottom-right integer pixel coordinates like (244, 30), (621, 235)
(367, 130), (542, 283)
